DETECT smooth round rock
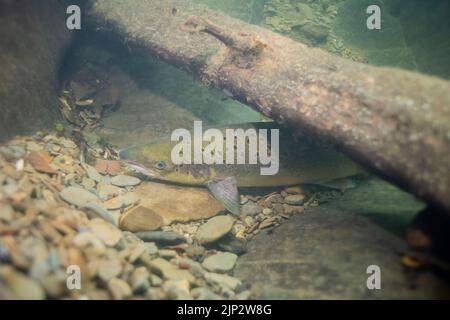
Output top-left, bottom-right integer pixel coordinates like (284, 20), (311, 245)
(195, 215), (235, 245)
(202, 252), (238, 273)
(60, 186), (98, 207)
(111, 175), (141, 187)
(241, 201), (262, 216)
(284, 194), (306, 205)
(119, 206), (163, 232)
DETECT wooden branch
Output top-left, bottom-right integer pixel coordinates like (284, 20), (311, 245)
(88, 0), (450, 213)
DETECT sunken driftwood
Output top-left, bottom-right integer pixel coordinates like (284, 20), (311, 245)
(88, 0), (450, 213)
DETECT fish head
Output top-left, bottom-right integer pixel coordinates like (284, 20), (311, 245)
(119, 141), (213, 185)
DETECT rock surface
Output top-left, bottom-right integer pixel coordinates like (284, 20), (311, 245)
(234, 207), (450, 299)
(0, 0), (72, 141)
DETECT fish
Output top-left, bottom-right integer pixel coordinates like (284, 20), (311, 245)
(119, 122), (367, 215)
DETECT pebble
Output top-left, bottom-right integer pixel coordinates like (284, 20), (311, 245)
(163, 279), (191, 299)
(195, 215), (234, 245)
(191, 287), (222, 300)
(262, 208), (273, 215)
(97, 259), (122, 281)
(185, 245), (205, 261)
(130, 267), (150, 293)
(135, 231), (185, 245)
(60, 186), (99, 207)
(119, 206), (163, 232)
(234, 290), (251, 300)
(111, 175), (141, 187)
(258, 218), (275, 229)
(283, 204), (305, 214)
(284, 194), (306, 205)
(87, 218), (123, 247)
(0, 266), (45, 300)
(108, 278), (132, 300)
(143, 242), (158, 255)
(84, 202), (117, 225)
(158, 249), (177, 259)
(83, 164), (104, 183)
(81, 177), (96, 190)
(202, 252), (238, 273)
(285, 186), (304, 194)
(97, 183), (123, 201)
(205, 272), (242, 291)
(241, 201), (262, 216)
(272, 203), (285, 214)
(240, 196), (249, 205)
(103, 193), (138, 210)
(150, 274), (163, 287)
(148, 258), (195, 283)
(215, 233), (247, 255)
(0, 204), (14, 222)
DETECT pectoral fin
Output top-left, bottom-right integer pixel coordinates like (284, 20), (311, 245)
(206, 176), (240, 215)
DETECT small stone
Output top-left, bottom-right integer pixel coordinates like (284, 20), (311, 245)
(130, 267), (150, 293)
(84, 202), (117, 225)
(285, 186), (304, 194)
(128, 244), (148, 263)
(144, 242), (158, 255)
(26, 141), (43, 152)
(0, 266), (45, 300)
(111, 175), (141, 187)
(191, 287), (222, 300)
(81, 177), (96, 190)
(185, 245), (205, 261)
(83, 164), (104, 183)
(262, 208), (273, 215)
(108, 278), (132, 300)
(0, 204), (14, 222)
(40, 270), (68, 298)
(234, 290), (251, 300)
(202, 252), (237, 273)
(95, 159), (122, 176)
(282, 204), (305, 214)
(97, 259), (122, 281)
(272, 203), (284, 214)
(147, 258), (195, 283)
(258, 218), (275, 229)
(27, 151), (57, 174)
(205, 272), (242, 290)
(216, 233), (247, 255)
(58, 138), (77, 149)
(240, 196), (249, 205)
(135, 231), (185, 245)
(195, 215), (234, 245)
(88, 218), (123, 247)
(60, 186), (99, 207)
(150, 274), (163, 286)
(284, 194), (306, 205)
(158, 249), (177, 259)
(163, 279), (191, 299)
(241, 201), (262, 216)
(103, 193), (139, 210)
(119, 206), (163, 232)
(97, 183), (123, 201)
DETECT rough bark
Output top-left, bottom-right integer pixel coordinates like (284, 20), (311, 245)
(88, 0), (450, 213)
(0, 0), (73, 142)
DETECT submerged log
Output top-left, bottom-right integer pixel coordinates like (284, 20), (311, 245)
(88, 0), (450, 213)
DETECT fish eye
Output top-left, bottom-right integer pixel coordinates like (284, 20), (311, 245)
(155, 160), (166, 170)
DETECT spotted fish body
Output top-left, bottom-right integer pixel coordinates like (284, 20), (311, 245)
(119, 122), (364, 187)
(120, 122), (366, 214)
